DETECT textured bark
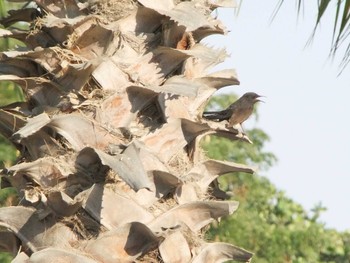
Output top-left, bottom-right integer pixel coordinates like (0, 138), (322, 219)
(0, 0), (254, 262)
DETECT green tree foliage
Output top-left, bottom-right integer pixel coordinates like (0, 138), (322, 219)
(204, 94), (350, 262)
(0, 1), (25, 168)
(0, 136), (17, 168)
(0, 252), (12, 263)
(0, 4), (22, 261)
(0, 0), (25, 103)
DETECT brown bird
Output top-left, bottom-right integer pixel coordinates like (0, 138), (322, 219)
(203, 92), (263, 128)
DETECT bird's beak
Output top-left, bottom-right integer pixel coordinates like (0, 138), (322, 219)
(256, 95), (265, 103)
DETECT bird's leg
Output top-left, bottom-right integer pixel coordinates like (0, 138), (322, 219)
(229, 123), (246, 137)
(236, 123), (246, 135)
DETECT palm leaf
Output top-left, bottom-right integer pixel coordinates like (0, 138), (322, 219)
(273, 0), (350, 71)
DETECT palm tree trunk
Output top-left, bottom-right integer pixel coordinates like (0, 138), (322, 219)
(0, 0), (254, 262)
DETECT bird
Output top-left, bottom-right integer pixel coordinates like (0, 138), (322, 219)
(202, 92), (263, 129)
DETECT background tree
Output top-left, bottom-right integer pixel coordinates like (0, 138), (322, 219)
(0, 2), (22, 261)
(0, 0), (23, 169)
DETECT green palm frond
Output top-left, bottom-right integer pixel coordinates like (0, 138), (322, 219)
(274, 0), (350, 71)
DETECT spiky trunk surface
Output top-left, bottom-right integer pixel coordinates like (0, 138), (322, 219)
(0, 0), (254, 262)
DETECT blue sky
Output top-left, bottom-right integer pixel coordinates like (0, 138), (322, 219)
(206, 1), (350, 231)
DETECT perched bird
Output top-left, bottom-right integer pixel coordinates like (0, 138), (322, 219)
(203, 92), (263, 128)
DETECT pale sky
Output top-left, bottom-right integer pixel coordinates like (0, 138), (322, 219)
(206, 1), (350, 231)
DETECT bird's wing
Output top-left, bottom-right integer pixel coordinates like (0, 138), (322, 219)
(202, 109), (231, 121)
